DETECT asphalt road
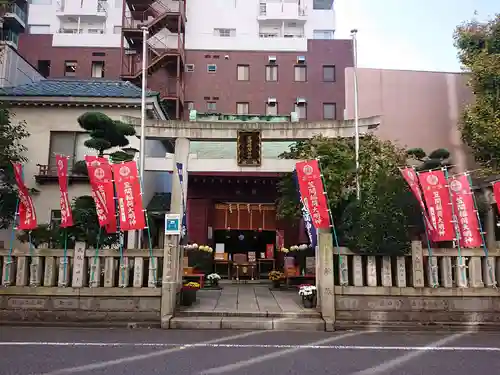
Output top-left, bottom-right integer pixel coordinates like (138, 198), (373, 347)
(1, 326), (500, 375)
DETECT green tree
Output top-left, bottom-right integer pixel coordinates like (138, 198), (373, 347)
(277, 134), (421, 255)
(73, 111), (137, 174)
(0, 107), (30, 229)
(18, 196), (119, 248)
(454, 14), (500, 174)
(406, 148), (452, 171)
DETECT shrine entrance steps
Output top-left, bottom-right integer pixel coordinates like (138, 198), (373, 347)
(169, 284), (325, 331)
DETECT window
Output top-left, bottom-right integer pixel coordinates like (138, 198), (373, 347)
(207, 64), (217, 73)
(207, 102), (216, 111)
(237, 65), (249, 81)
(214, 28), (236, 37)
(113, 26), (121, 34)
(313, 29), (335, 39)
(92, 52), (106, 57)
(48, 131), (91, 172)
(236, 102), (249, 115)
(29, 24), (50, 34)
(266, 65), (278, 81)
(323, 103), (336, 120)
(64, 60), (77, 77)
(37, 60), (50, 78)
(313, 0), (333, 10)
(294, 65), (307, 82)
(30, 0), (52, 4)
(323, 65), (336, 82)
(186, 101), (194, 111)
(185, 64), (194, 72)
(91, 61), (105, 78)
(266, 102), (278, 116)
(294, 103), (307, 119)
(50, 210), (61, 228)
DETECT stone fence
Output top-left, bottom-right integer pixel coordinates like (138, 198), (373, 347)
(1, 236), (500, 329)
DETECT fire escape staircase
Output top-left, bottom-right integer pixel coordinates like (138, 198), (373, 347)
(122, 0), (184, 81)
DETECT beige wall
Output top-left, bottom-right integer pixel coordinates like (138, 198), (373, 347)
(345, 68), (475, 172)
(0, 106), (158, 248)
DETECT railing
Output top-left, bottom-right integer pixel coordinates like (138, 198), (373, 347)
(0, 245), (162, 288)
(0, 3), (27, 24)
(0, 30), (19, 46)
(56, 0), (107, 15)
(334, 242), (498, 289)
(36, 164), (87, 178)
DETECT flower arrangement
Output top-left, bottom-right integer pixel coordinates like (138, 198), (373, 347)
(183, 281), (201, 290)
(298, 284), (317, 297)
(280, 247), (289, 253)
(268, 270), (284, 281)
(183, 243), (213, 253)
(207, 273), (221, 281)
(289, 244), (310, 252)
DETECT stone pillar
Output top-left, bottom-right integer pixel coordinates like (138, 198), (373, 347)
(318, 229), (335, 331)
(160, 137), (189, 329)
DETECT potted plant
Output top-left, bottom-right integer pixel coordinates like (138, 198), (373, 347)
(180, 281), (200, 306)
(268, 270), (285, 289)
(298, 284), (317, 308)
(206, 273), (221, 288)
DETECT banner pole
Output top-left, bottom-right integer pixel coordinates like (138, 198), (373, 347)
(138, 170), (157, 286)
(5, 199), (19, 285)
(316, 158), (346, 285)
(444, 168), (467, 287)
(467, 173), (496, 288)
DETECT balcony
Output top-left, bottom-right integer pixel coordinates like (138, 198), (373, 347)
(56, 0), (107, 18)
(257, 2), (307, 21)
(35, 164), (89, 185)
(0, 30), (20, 49)
(0, 3), (27, 31)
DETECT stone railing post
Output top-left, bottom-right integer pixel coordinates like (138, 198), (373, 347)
(318, 229), (335, 331)
(71, 242), (87, 288)
(411, 241), (425, 287)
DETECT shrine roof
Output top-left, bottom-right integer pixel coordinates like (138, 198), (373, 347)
(146, 192), (171, 215)
(0, 79), (158, 98)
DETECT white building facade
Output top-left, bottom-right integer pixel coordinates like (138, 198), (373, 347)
(26, 0), (123, 48)
(185, 0), (335, 51)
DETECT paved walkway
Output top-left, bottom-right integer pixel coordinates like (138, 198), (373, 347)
(178, 284), (319, 317)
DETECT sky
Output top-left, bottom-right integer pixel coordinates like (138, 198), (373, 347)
(335, 0), (498, 72)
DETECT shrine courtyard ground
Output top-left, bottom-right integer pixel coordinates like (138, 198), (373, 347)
(1, 326), (499, 374)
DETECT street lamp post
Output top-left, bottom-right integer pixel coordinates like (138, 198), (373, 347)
(350, 28), (360, 201)
(138, 25), (148, 249)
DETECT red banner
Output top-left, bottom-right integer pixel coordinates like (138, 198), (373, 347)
(111, 161), (146, 231)
(493, 182), (500, 213)
(295, 160), (331, 229)
(85, 156), (117, 232)
(400, 167), (434, 237)
(11, 162), (37, 230)
(55, 155), (73, 227)
(449, 174), (482, 248)
(418, 170), (455, 242)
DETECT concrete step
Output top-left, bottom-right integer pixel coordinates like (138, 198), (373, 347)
(169, 316), (326, 331)
(176, 309), (320, 319)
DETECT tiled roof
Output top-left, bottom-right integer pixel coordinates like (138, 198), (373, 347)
(146, 192), (171, 214)
(0, 79), (158, 98)
(190, 141), (294, 159)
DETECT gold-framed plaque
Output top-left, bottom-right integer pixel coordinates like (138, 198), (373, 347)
(237, 131), (262, 166)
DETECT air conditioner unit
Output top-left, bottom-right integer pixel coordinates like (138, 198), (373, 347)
(267, 97), (277, 104)
(296, 97), (307, 104)
(290, 112), (299, 122)
(297, 55), (306, 63)
(268, 56), (277, 63)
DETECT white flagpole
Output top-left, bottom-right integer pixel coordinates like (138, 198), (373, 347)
(351, 28), (360, 200)
(138, 25), (148, 249)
